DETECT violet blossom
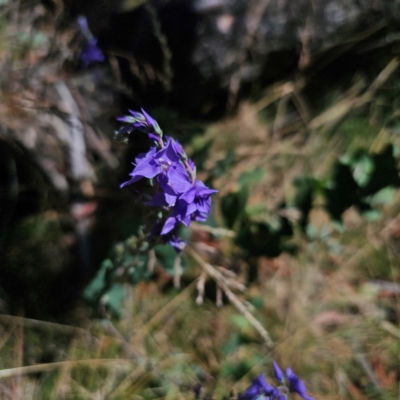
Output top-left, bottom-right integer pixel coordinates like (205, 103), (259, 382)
(119, 109), (217, 252)
(239, 362), (314, 400)
(77, 16), (105, 66)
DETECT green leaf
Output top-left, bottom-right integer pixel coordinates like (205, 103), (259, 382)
(154, 244), (188, 275)
(352, 153), (374, 187)
(154, 244), (175, 274)
(230, 314), (251, 330)
(365, 186), (395, 206)
(207, 150), (236, 184)
(248, 296), (264, 310)
(221, 187), (248, 228)
(101, 284), (125, 318)
(238, 168), (264, 188)
(221, 334), (241, 355)
(128, 255), (152, 283)
(361, 209), (381, 221)
(83, 259), (113, 304)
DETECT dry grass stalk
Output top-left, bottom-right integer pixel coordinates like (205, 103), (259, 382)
(187, 246), (274, 348)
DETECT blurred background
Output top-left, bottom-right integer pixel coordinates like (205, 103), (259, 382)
(0, 0), (400, 398)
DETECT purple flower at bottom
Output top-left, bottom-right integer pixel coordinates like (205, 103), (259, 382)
(239, 365), (313, 400)
(239, 374), (275, 400)
(286, 368), (314, 400)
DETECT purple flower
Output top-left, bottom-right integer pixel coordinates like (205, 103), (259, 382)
(117, 109), (162, 140)
(273, 360), (284, 383)
(121, 140), (192, 203)
(239, 365), (313, 400)
(239, 374), (274, 400)
(77, 16), (91, 39)
(80, 39), (105, 66)
(141, 108), (163, 136)
(77, 16), (105, 66)
(160, 180), (217, 235)
(117, 110), (146, 127)
(286, 368), (314, 400)
(166, 233), (186, 253)
(118, 108), (217, 253)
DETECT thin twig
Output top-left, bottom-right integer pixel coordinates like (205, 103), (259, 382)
(0, 359), (131, 379)
(173, 255), (182, 289)
(187, 246), (274, 348)
(196, 271), (207, 305)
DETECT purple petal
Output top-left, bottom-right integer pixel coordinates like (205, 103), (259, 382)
(135, 148), (156, 164)
(117, 116), (136, 123)
(179, 187), (197, 204)
(167, 235), (186, 252)
(164, 192), (178, 207)
(194, 180), (218, 197)
(239, 383), (260, 400)
(130, 160), (159, 180)
(141, 108), (162, 134)
(77, 16), (90, 37)
(192, 211), (208, 222)
(116, 125), (134, 136)
(128, 109), (145, 120)
(174, 201), (197, 222)
(252, 374), (275, 395)
(161, 139), (181, 163)
(161, 216), (178, 235)
(171, 139), (185, 156)
(148, 133), (160, 141)
(273, 361), (284, 383)
(199, 197), (212, 210)
(166, 164), (192, 194)
(146, 192), (166, 207)
(80, 39), (105, 66)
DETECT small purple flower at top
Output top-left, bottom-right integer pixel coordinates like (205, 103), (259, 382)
(80, 39), (105, 66)
(77, 16), (105, 66)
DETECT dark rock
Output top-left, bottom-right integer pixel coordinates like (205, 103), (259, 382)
(66, 0), (400, 117)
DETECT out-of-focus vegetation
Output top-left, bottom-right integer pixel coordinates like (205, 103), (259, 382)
(0, 0), (400, 399)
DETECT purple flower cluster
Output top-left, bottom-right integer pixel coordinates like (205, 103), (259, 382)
(77, 16), (105, 66)
(119, 109), (217, 252)
(240, 361), (314, 400)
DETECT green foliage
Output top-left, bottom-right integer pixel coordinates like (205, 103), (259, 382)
(237, 168), (264, 188)
(207, 150), (236, 184)
(102, 284), (126, 318)
(221, 187), (249, 229)
(84, 259), (114, 306)
(325, 144), (400, 222)
(235, 218), (292, 257)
